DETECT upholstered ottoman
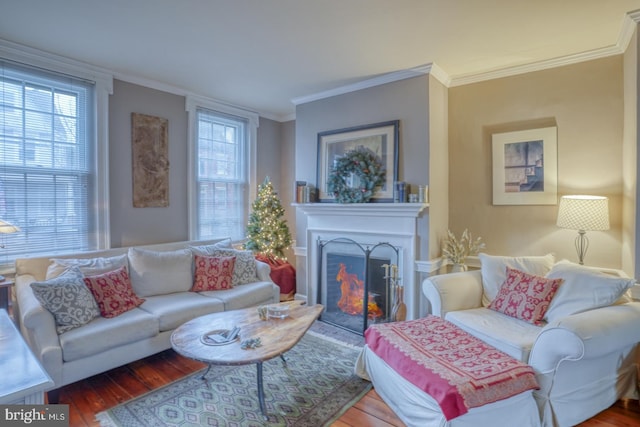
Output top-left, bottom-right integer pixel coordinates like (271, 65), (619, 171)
(355, 316), (542, 427)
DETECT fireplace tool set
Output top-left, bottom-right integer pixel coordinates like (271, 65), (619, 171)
(383, 264), (406, 322)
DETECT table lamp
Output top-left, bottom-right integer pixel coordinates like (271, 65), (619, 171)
(0, 219), (20, 281)
(556, 195), (609, 265)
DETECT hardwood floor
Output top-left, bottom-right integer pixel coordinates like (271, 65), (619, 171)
(56, 349), (640, 427)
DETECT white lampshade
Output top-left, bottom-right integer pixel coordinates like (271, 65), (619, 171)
(0, 219), (20, 234)
(556, 195), (610, 231)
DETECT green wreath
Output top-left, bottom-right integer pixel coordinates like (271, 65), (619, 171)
(327, 146), (386, 203)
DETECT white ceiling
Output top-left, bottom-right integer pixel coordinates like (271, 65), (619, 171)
(2, 0), (640, 121)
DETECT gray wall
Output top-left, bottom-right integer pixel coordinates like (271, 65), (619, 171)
(293, 74), (433, 300)
(108, 79), (285, 248)
(294, 75), (431, 248)
(109, 80), (189, 247)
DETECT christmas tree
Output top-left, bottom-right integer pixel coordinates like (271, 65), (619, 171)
(245, 177), (293, 260)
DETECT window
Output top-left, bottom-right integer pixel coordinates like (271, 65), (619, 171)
(187, 97), (258, 241)
(0, 57), (107, 263)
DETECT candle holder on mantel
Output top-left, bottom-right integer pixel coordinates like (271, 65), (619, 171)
(383, 264), (406, 322)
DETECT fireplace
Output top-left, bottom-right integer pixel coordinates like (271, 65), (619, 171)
(297, 203), (428, 321)
(317, 238), (399, 334)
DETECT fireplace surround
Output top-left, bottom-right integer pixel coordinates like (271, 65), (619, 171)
(296, 203), (428, 320)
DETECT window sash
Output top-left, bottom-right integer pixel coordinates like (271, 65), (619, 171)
(195, 108), (248, 240)
(0, 59), (96, 262)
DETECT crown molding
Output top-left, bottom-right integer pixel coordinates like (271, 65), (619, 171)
(450, 10), (640, 88)
(291, 63), (447, 106)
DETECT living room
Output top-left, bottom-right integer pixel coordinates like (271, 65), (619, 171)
(2, 2), (640, 426)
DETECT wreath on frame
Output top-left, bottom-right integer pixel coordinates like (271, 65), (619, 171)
(327, 146), (386, 203)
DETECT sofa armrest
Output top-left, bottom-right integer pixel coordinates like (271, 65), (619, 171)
(421, 270), (483, 317)
(530, 302), (640, 373)
(255, 259), (272, 282)
(14, 274), (63, 385)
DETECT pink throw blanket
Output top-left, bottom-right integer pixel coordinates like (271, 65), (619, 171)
(365, 316), (539, 420)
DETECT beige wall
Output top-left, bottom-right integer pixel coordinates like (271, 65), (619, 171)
(623, 26), (638, 276)
(448, 56), (624, 269)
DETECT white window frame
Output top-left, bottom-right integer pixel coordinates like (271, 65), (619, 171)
(0, 40), (113, 256)
(186, 95), (258, 241)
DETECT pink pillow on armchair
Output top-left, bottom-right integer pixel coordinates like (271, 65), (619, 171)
(489, 267), (563, 325)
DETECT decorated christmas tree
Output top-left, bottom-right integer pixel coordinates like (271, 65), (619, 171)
(245, 177), (293, 261)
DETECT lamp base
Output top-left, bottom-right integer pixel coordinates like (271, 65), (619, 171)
(575, 230), (589, 265)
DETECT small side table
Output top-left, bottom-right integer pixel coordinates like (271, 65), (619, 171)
(0, 278), (14, 311)
(0, 308), (54, 404)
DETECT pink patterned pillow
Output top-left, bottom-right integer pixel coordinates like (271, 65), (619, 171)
(192, 255), (236, 291)
(489, 267), (563, 325)
(83, 266), (145, 318)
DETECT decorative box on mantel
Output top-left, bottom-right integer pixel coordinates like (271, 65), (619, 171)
(294, 202), (428, 321)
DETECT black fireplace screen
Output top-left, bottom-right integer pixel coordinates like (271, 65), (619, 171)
(317, 237), (400, 335)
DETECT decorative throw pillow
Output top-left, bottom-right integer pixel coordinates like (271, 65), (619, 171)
(479, 253), (555, 306)
(127, 247), (193, 297)
(46, 254), (129, 279)
(488, 267), (563, 325)
(83, 266), (145, 318)
(189, 238), (233, 254)
(191, 255), (236, 291)
(544, 260), (636, 323)
(30, 267), (100, 334)
(208, 249), (258, 286)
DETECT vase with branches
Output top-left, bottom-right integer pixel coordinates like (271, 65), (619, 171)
(441, 229), (485, 271)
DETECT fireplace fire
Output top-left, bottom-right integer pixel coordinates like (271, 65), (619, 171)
(336, 263), (383, 319)
(317, 238), (399, 334)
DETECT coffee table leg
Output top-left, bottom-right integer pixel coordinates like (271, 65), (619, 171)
(256, 362), (267, 416)
(201, 364), (212, 380)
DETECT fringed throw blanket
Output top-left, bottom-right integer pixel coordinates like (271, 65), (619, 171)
(365, 316), (539, 420)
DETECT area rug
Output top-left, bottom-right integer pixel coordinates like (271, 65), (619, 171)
(97, 329), (370, 427)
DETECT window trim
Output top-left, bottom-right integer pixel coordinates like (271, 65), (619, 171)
(0, 39), (113, 251)
(186, 95), (259, 241)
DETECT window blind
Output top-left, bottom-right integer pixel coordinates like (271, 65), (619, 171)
(0, 59), (96, 263)
(195, 107), (247, 241)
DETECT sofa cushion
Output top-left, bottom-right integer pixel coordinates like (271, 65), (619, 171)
(59, 307), (159, 362)
(489, 267), (563, 325)
(192, 247), (258, 286)
(46, 254), (129, 279)
(30, 267), (100, 334)
(139, 292), (225, 331)
(128, 247), (193, 297)
(445, 307), (541, 362)
(479, 253), (555, 306)
(84, 266), (145, 318)
(198, 281), (275, 310)
(191, 255), (236, 291)
(544, 260), (636, 323)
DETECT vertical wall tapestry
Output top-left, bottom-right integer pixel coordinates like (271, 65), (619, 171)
(131, 113), (169, 207)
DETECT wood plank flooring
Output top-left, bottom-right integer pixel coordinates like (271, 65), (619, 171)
(56, 349), (640, 427)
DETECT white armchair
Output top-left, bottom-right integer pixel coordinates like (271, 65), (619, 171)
(422, 257), (640, 427)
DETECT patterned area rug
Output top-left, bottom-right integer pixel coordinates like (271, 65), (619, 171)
(97, 326), (369, 427)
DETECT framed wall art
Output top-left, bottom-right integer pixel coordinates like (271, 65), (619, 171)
(492, 126), (557, 205)
(316, 120), (399, 203)
(131, 112), (170, 208)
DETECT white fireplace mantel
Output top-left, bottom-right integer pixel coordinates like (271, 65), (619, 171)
(294, 202), (428, 218)
(296, 202), (429, 321)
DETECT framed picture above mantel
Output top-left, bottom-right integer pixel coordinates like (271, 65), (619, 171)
(316, 120), (399, 203)
(492, 126), (557, 205)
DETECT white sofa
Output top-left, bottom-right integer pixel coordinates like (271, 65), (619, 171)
(420, 255), (640, 427)
(14, 238), (279, 393)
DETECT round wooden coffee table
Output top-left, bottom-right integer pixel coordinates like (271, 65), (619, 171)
(170, 301), (323, 415)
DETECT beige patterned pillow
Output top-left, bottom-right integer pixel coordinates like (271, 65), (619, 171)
(30, 267), (100, 334)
